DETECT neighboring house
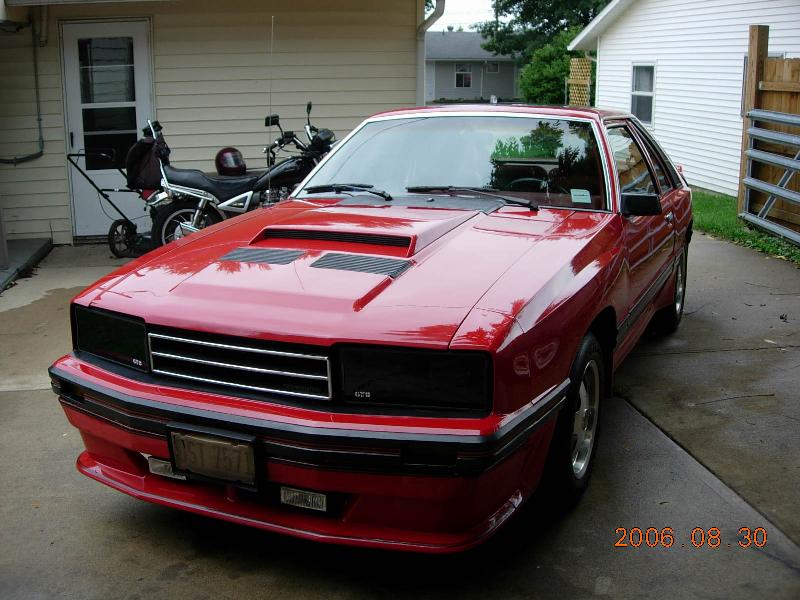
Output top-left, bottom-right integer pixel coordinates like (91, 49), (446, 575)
(0, 0), (438, 244)
(425, 31), (517, 103)
(569, 0), (800, 196)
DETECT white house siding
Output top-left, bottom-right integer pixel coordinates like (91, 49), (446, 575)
(594, 0), (800, 195)
(0, 0), (419, 244)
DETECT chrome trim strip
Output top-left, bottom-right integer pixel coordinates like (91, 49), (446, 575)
(150, 351), (328, 381)
(148, 333), (327, 361)
(151, 368), (330, 401)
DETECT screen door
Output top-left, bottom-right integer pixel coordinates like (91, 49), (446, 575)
(62, 20), (153, 237)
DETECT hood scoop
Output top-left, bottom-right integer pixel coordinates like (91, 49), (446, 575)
(310, 253), (411, 278)
(263, 228), (412, 249)
(220, 247), (304, 265)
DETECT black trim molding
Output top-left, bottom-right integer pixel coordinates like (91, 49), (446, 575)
(50, 365), (567, 477)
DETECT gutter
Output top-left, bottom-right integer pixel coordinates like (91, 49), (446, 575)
(416, 0), (445, 106)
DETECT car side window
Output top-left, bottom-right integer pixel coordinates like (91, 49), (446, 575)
(629, 120), (678, 192)
(640, 139), (673, 193)
(606, 126), (658, 195)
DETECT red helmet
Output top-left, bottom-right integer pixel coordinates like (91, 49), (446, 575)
(214, 147), (247, 176)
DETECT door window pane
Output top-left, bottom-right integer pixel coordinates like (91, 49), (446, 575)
(82, 106), (137, 169)
(82, 107), (136, 132)
(79, 37), (135, 103)
(606, 126), (657, 195)
(84, 132), (137, 170)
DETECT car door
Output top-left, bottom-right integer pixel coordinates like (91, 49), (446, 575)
(629, 119), (691, 252)
(605, 123), (675, 330)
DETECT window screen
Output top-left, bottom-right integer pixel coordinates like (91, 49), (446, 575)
(631, 65), (655, 124)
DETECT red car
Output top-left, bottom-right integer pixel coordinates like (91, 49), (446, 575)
(50, 105), (691, 553)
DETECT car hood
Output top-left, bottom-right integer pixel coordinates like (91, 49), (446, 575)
(81, 200), (605, 349)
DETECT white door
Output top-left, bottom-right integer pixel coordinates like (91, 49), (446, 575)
(62, 20), (154, 237)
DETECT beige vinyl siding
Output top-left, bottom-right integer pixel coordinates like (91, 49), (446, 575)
(0, 0), (419, 243)
(594, 0), (800, 195)
(0, 23), (71, 244)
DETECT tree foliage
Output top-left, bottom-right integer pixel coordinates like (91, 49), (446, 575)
(517, 27), (584, 104)
(476, 0), (609, 61)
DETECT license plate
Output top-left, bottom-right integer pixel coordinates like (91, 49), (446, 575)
(171, 431), (256, 486)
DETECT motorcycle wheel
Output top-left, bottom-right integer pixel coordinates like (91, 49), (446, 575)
(151, 201), (222, 246)
(108, 219), (138, 258)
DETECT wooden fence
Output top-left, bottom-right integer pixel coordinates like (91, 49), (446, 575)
(738, 25), (800, 242)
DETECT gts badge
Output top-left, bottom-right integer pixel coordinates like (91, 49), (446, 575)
(354, 391), (371, 399)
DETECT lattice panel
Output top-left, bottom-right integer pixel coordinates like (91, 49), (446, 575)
(568, 57), (592, 106)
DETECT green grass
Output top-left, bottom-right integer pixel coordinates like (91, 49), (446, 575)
(692, 190), (800, 264)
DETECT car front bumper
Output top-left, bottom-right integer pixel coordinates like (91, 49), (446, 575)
(49, 354), (567, 553)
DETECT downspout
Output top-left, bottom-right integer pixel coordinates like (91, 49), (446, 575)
(0, 15), (44, 165)
(416, 0), (445, 106)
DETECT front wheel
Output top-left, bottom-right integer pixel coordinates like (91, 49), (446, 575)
(542, 333), (604, 505)
(151, 201), (222, 246)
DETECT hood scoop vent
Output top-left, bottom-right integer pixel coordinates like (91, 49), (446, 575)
(263, 228), (412, 249)
(220, 248), (304, 265)
(310, 253), (411, 278)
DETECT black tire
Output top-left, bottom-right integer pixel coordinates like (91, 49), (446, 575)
(107, 219), (138, 258)
(653, 244), (688, 334)
(542, 332), (604, 505)
(151, 200), (222, 247)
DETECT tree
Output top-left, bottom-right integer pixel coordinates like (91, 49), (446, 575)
(476, 0), (609, 61)
(517, 27), (584, 104)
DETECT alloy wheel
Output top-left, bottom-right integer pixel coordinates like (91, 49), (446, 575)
(571, 359), (600, 479)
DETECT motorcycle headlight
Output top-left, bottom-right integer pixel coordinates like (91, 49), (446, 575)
(73, 305), (149, 372)
(338, 346), (492, 413)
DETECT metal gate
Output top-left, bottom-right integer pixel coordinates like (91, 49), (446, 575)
(740, 109), (800, 245)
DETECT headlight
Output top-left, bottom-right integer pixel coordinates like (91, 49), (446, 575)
(73, 305), (149, 372)
(338, 346), (492, 413)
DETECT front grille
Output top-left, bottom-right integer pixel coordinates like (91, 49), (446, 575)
(148, 331), (331, 401)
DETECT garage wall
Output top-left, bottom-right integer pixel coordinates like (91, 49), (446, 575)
(0, 0), (418, 244)
(594, 0), (800, 195)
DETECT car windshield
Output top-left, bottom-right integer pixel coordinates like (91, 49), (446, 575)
(297, 115), (607, 210)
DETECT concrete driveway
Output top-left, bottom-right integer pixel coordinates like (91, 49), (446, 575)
(1, 237), (799, 599)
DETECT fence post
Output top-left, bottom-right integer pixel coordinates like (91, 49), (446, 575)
(738, 25), (769, 213)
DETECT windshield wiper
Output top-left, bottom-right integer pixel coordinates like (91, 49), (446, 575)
(406, 186), (537, 210)
(303, 183), (393, 201)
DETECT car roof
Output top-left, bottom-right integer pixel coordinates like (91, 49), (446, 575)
(370, 104), (632, 123)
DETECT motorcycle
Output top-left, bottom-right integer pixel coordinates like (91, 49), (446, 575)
(142, 102), (334, 246)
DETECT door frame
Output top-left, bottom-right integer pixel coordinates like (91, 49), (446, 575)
(59, 17), (155, 239)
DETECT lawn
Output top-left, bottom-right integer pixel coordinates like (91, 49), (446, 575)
(692, 190), (800, 265)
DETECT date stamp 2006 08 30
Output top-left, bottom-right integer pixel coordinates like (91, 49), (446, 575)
(614, 527), (768, 549)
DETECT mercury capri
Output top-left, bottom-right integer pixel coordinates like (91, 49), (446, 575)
(49, 105), (692, 553)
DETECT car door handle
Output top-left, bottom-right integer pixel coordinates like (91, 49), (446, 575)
(664, 212), (674, 224)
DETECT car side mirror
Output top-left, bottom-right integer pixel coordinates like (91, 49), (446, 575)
(265, 114), (280, 127)
(621, 192), (662, 216)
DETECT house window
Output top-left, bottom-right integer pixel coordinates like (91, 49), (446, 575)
(631, 65), (654, 124)
(486, 62), (499, 74)
(455, 63), (472, 88)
